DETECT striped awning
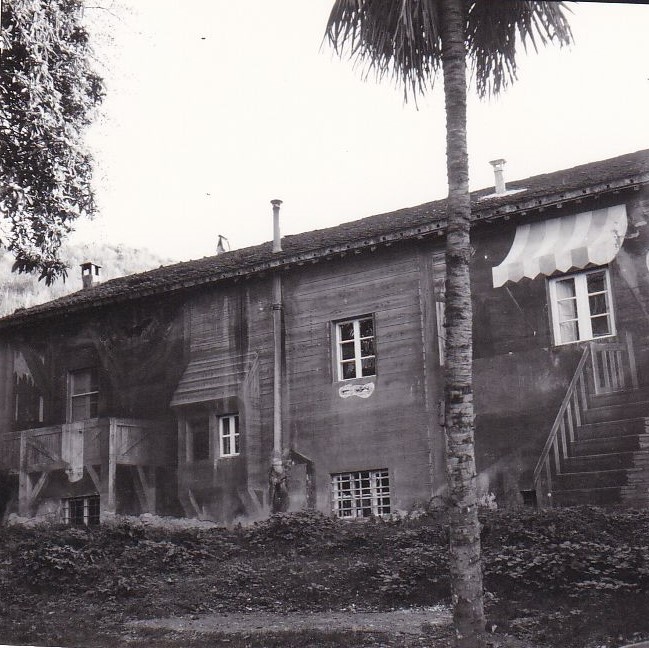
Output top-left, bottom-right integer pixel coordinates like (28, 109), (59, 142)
(492, 205), (627, 288)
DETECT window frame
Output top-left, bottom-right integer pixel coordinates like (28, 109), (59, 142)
(67, 367), (99, 423)
(331, 469), (391, 519)
(62, 495), (100, 526)
(218, 414), (240, 458)
(334, 315), (377, 382)
(548, 267), (616, 346)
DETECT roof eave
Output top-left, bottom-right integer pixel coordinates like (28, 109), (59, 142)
(1, 171), (647, 332)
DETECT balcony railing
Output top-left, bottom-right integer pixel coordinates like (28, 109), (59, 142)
(0, 417), (173, 474)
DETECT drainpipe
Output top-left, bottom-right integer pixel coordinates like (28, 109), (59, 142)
(270, 199), (288, 512)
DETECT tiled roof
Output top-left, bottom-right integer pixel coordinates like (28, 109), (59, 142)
(2, 149), (648, 329)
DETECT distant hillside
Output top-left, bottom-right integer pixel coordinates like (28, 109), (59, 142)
(0, 242), (176, 317)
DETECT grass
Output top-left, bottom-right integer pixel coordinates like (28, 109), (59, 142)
(1, 507), (649, 647)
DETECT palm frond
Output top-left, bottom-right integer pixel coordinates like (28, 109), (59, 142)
(325, 0), (574, 102)
(325, 0), (443, 102)
(467, 1), (574, 98)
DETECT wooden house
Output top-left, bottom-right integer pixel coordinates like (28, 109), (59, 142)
(1, 149), (648, 525)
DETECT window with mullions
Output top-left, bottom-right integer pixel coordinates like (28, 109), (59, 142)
(331, 469), (391, 518)
(335, 316), (376, 381)
(219, 414), (240, 457)
(68, 367), (99, 422)
(549, 268), (615, 345)
(62, 495), (100, 526)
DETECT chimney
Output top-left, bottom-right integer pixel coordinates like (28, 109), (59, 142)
(81, 262), (101, 288)
(216, 234), (228, 255)
(489, 158), (507, 194)
(271, 199), (282, 253)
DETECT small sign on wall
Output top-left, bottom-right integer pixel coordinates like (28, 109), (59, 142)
(338, 382), (375, 399)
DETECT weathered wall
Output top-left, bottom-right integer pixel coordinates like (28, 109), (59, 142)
(469, 192), (649, 503)
(282, 242), (444, 514)
(3, 189), (649, 522)
(0, 295), (187, 518)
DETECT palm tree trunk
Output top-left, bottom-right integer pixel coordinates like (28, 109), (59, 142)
(439, 0), (486, 646)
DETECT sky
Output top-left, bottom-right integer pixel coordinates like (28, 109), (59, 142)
(75, 1), (649, 263)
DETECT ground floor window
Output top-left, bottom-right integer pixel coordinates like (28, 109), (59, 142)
(219, 414), (240, 457)
(62, 495), (100, 526)
(331, 469), (391, 518)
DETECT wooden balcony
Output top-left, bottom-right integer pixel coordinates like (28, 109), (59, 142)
(1, 418), (173, 474)
(0, 418), (174, 517)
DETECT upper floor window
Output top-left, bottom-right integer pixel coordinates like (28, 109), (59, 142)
(68, 367), (98, 422)
(219, 414), (240, 457)
(335, 316), (376, 381)
(549, 268), (615, 345)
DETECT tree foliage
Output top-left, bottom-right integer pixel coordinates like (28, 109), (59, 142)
(325, 0), (572, 101)
(0, 0), (104, 284)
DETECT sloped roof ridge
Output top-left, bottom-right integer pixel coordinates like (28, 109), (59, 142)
(2, 148), (648, 327)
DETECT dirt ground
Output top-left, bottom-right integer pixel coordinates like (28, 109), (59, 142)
(130, 605), (452, 636)
(126, 606), (539, 647)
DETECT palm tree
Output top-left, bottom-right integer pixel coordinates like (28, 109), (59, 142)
(325, 2), (572, 646)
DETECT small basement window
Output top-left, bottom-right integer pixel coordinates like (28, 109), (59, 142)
(335, 316), (376, 381)
(331, 469), (391, 518)
(62, 495), (100, 526)
(219, 414), (240, 457)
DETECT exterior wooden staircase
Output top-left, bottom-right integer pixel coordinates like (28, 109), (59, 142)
(533, 333), (649, 508)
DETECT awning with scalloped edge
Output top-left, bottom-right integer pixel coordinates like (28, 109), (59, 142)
(491, 205), (628, 288)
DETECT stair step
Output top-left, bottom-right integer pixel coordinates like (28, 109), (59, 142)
(564, 451), (639, 471)
(571, 433), (649, 455)
(552, 486), (622, 506)
(555, 468), (631, 490)
(576, 418), (646, 440)
(589, 389), (649, 408)
(584, 402), (649, 423)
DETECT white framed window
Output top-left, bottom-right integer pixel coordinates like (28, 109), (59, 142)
(219, 414), (240, 457)
(335, 316), (376, 381)
(68, 367), (98, 422)
(62, 495), (100, 526)
(331, 469), (391, 518)
(549, 268), (615, 345)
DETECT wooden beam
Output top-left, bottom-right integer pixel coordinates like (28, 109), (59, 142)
(86, 464), (101, 492)
(27, 437), (63, 466)
(30, 471), (49, 503)
(187, 488), (202, 518)
(106, 419), (117, 514)
(18, 431), (30, 516)
(136, 465), (156, 513)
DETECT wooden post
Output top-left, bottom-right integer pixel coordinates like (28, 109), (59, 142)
(106, 419), (117, 515)
(136, 465), (156, 513)
(18, 430), (30, 516)
(626, 331), (640, 390)
(305, 461), (316, 510)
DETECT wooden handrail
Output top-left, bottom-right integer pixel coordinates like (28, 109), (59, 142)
(533, 332), (639, 506)
(532, 345), (591, 493)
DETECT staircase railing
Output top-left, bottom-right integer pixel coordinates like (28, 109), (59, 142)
(532, 332), (639, 507)
(591, 331), (639, 395)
